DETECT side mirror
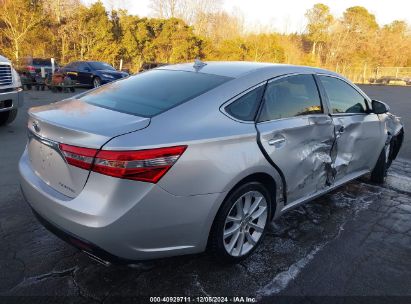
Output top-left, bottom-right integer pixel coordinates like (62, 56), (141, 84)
(372, 100), (390, 114)
(84, 67), (91, 72)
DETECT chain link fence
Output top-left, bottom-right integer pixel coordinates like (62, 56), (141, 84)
(336, 66), (411, 85)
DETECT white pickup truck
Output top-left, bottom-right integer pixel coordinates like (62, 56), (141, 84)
(0, 55), (23, 126)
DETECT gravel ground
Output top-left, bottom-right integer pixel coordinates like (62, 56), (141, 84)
(0, 87), (410, 303)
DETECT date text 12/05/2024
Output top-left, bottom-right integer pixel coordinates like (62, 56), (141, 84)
(149, 296), (257, 303)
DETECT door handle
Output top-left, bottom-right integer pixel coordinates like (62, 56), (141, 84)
(268, 138), (286, 146)
(337, 126), (345, 133)
(309, 116), (332, 125)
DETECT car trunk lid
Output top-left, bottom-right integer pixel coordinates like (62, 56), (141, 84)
(27, 98), (150, 198)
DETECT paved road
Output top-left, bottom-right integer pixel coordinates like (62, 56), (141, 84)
(359, 85), (410, 159)
(0, 87), (410, 303)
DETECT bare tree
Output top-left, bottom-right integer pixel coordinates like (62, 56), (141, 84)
(0, 0), (41, 63)
(150, 0), (222, 25)
(42, 0), (81, 24)
(150, 0), (180, 19)
(197, 10), (243, 42)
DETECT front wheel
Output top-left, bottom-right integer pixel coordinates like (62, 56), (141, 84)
(209, 182), (271, 263)
(0, 109), (18, 126)
(93, 77), (102, 88)
(371, 143), (391, 184)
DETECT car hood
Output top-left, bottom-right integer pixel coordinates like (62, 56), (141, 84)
(0, 55), (10, 63)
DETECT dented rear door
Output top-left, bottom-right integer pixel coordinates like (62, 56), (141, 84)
(256, 74), (335, 204)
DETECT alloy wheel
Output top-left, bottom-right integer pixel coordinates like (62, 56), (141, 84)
(223, 191), (268, 257)
(93, 78), (101, 88)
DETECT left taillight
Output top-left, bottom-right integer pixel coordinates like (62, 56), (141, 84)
(59, 144), (97, 170)
(59, 144), (187, 183)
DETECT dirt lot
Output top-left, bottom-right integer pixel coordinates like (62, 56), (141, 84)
(0, 86), (410, 303)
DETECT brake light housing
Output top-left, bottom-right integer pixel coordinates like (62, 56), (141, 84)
(59, 144), (187, 183)
(60, 144), (97, 170)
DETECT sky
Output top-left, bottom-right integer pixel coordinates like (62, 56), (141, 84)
(83, 0), (411, 33)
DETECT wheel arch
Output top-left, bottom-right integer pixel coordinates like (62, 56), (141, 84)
(206, 171), (279, 252)
(215, 172), (280, 226)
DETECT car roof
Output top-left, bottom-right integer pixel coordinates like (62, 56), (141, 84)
(160, 61), (338, 79)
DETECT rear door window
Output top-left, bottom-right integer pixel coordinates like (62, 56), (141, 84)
(80, 69), (232, 117)
(319, 76), (368, 114)
(258, 74), (322, 122)
(77, 62), (90, 71)
(65, 62), (78, 70)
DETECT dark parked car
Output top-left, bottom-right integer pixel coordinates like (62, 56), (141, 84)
(59, 61), (128, 88)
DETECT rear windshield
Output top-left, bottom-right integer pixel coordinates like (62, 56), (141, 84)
(89, 62), (115, 71)
(80, 69), (232, 117)
(32, 59), (52, 66)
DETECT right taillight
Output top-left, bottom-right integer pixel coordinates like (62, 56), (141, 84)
(59, 144), (187, 183)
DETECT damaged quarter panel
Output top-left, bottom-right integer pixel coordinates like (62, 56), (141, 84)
(256, 74), (335, 204)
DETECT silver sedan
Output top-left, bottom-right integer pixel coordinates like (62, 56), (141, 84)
(19, 62), (404, 264)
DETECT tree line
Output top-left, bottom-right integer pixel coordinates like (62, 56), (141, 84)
(1, 0), (410, 76)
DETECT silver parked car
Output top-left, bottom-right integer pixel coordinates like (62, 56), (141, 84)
(19, 62), (403, 264)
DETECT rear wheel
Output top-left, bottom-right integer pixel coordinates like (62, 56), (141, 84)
(209, 182), (271, 263)
(371, 143), (391, 184)
(0, 109), (18, 126)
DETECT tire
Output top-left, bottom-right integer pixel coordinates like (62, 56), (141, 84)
(371, 143), (391, 184)
(209, 182), (272, 263)
(0, 109), (18, 126)
(93, 77), (102, 88)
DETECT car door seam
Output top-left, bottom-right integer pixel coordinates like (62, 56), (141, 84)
(254, 127), (288, 204)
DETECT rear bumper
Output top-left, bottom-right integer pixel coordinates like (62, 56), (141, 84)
(0, 88), (23, 112)
(29, 207), (131, 265)
(19, 148), (225, 261)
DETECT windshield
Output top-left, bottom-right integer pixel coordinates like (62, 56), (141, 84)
(89, 62), (115, 71)
(80, 69), (232, 117)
